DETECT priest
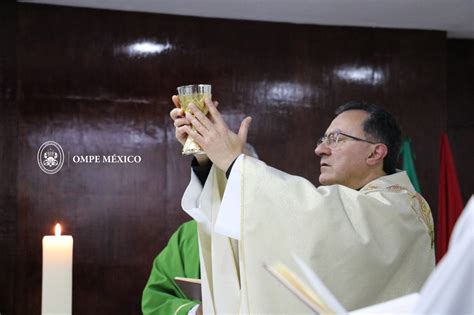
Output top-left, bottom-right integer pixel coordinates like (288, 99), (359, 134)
(174, 99), (435, 314)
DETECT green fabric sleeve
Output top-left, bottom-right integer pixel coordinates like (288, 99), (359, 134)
(142, 221), (200, 315)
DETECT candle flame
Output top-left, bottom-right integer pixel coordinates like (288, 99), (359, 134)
(55, 223), (62, 236)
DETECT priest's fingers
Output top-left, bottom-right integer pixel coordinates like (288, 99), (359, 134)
(187, 103), (212, 131)
(238, 116), (252, 143)
(185, 111), (209, 136)
(175, 126), (188, 146)
(205, 98), (226, 127)
(207, 100), (219, 123)
(171, 109), (190, 130)
(172, 95), (181, 109)
(182, 125), (204, 146)
(170, 107), (184, 121)
(173, 117), (190, 128)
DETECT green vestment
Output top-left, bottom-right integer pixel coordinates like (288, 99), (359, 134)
(142, 220), (200, 315)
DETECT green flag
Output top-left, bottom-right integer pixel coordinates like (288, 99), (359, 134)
(400, 138), (421, 193)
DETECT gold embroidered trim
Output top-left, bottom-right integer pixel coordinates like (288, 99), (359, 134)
(364, 184), (435, 248)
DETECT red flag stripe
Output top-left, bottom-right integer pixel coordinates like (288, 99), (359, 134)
(436, 133), (464, 262)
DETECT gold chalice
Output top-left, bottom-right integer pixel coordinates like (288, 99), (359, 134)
(177, 84), (212, 155)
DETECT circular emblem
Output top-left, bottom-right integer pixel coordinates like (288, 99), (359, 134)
(37, 141), (65, 174)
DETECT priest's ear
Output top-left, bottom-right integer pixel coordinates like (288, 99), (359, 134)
(366, 143), (388, 166)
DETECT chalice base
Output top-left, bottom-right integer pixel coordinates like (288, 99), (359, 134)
(182, 136), (205, 155)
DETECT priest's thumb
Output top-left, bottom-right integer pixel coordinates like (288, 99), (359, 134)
(238, 116), (252, 142)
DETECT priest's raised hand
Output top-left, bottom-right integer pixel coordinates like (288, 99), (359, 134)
(182, 98), (252, 172)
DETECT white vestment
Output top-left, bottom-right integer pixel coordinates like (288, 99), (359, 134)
(354, 196), (474, 314)
(182, 167), (241, 314)
(412, 196), (473, 314)
(183, 155), (435, 314)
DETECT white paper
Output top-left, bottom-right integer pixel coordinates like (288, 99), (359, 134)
(293, 254), (348, 314)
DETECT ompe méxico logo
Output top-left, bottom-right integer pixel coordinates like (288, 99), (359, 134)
(37, 141), (65, 174)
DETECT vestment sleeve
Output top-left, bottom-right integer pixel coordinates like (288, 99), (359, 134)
(214, 154), (244, 239)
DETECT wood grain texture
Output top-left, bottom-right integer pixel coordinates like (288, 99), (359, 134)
(0, 2), (471, 315)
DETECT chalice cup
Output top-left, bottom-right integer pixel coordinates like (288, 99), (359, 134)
(177, 84), (212, 155)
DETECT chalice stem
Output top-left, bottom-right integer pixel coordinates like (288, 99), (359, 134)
(182, 128), (204, 155)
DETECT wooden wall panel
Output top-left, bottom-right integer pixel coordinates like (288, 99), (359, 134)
(0, 2), (470, 314)
(447, 39), (474, 203)
(0, 2), (18, 315)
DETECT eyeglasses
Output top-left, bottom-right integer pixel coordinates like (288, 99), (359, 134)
(317, 131), (376, 149)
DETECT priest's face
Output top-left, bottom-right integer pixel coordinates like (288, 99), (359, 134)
(314, 110), (375, 189)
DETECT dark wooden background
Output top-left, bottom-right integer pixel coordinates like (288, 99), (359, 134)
(1, 2), (472, 314)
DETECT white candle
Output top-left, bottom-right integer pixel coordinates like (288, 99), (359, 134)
(42, 223), (73, 315)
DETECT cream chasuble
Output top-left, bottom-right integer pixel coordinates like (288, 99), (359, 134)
(182, 167), (241, 314)
(413, 196), (473, 314)
(183, 155), (435, 314)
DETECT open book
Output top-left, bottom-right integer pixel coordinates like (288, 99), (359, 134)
(264, 255), (419, 314)
(174, 277), (202, 301)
